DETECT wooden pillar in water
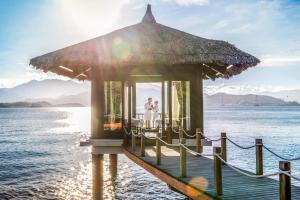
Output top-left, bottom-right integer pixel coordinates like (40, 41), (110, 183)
(109, 154), (118, 179)
(92, 154), (103, 200)
(91, 66), (104, 139)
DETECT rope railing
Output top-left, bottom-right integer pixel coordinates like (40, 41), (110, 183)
(280, 170), (300, 182)
(127, 127), (300, 198)
(196, 131), (221, 142)
(226, 137), (256, 149)
(180, 143), (214, 157)
(128, 126), (300, 163)
(263, 145), (300, 161)
(172, 127), (196, 138)
(158, 137), (181, 147)
(123, 127), (140, 137)
(214, 153), (279, 178)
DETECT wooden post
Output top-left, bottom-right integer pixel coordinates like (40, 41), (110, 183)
(179, 127), (184, 139)
(91, 66), (104, 139)
(180, 138), (187, 177)
(191, 67), (204, 142)
(167, 124), (172, 144)
(131, 133), (136, 151)
(168, 81), (172, 129)
(279, 161), (291, 200)
(132, 82), (136, 118)
(256, 139), (263, 176)
(109, 154), (118, 179)
(182, 81), (187, 129)
(156, 133), (161, 165)
(128, 81), (132, 130)
(92, 154), (103, 200)
(214, 147), (223, 196)
(140, 130), (145, 157)
(162, 81), (165, 134)
(221, 132), (227, 163)
(196, 128), (203, 154)
(121, 81), (128, 145)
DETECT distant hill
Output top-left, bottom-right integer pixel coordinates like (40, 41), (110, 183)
(0, 79), (299, 107)
(205, 93), (300, 107)
(26, 92), (91, 106)
(0, 79), (89, 103)
(262, 90), (300, 103)
(0, 101), (84, 108)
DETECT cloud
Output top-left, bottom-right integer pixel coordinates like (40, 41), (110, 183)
(260, 55), (300, 67)
(163, 0), (209, 6)
(204, 84), (298, 96)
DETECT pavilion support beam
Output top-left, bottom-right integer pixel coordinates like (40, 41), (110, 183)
(132, 82), (136, 118)
(168, 81), (172, 130)
(128, 81), (132, 129)
(191, 66), (204, 152)
(162, 81), (165, 133)
(182, 81), (187, 130)
(91, 66), (104, 139)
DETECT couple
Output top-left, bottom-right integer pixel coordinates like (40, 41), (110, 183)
(144, 97), (159, 129)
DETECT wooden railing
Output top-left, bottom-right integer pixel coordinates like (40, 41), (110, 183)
(125, 126), (300, 200)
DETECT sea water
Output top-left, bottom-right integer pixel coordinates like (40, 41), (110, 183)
(0, 107), (300, 199)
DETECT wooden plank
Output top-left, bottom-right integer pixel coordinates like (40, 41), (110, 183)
(123, 148), (214, 200)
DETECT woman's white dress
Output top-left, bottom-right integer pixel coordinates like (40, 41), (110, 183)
(152, 105), (159, 121)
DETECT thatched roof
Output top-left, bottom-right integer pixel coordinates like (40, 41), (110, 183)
(30, 4), (260, 81)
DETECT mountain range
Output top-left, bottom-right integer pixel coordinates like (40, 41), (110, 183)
(0, 79), (299, 107)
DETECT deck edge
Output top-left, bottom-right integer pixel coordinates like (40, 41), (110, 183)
(123, 147), (216, 200)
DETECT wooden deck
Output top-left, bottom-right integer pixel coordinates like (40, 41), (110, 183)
(123, 146), (300, 200)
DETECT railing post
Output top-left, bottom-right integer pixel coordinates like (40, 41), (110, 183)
(140, 129), (145, 157)
(279, 161), (291, 200)
(196, 128), (203, 154)
(221, 132), (227, 163)
(167, 124), (172, 144)
(156, 132), (161, 165)
(179, 127), (184, 139)
(255, 138), (263, 176)
(131, 132), (136, 151)
(180, 138), (186, 177)
(214, 147), (223, 196)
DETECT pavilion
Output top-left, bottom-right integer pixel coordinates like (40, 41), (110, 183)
(30, 5), (259, 154)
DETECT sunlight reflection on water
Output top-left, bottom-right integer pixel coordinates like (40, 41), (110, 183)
(1, 106), (300, 199)
(0, 108), (185, 200)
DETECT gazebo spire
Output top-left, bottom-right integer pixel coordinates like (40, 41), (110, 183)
(142, 4), (156, 23)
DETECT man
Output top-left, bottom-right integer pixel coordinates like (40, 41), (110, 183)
(144, 97), (153, 129)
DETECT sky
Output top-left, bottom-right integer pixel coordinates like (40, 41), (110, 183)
(0, 0), (300, 94)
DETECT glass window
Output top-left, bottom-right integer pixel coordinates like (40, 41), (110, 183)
(104, 81), (122, 130)
(171, 81), (190, 130)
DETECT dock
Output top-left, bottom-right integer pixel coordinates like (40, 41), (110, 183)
(123, 130), (300, 200)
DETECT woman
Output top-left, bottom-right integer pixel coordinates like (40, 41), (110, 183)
(144, 97), (153, 129)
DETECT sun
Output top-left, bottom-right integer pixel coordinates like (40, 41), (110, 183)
(56, 0), (129, 37)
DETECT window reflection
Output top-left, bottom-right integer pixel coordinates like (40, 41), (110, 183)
(104, 81), (122, 130)
(171, 81), (190, 130)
